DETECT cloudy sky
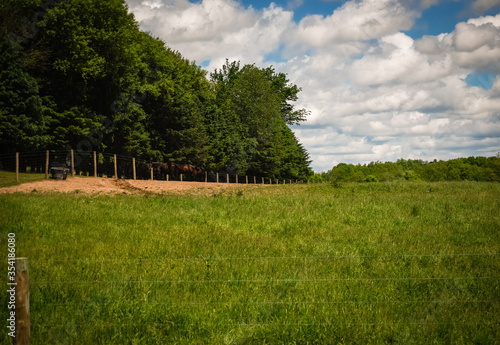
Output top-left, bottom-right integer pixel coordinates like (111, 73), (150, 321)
(124, 0), (500, 172)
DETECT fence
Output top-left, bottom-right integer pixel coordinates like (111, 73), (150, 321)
(7, 253), (500, 344)
(0, 150), (302, 185)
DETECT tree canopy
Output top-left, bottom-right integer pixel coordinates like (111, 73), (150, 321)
(0, 0), (313, 180)
(321, 157), (500, 183)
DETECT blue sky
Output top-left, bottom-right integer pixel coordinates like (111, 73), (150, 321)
(126, 0), (500, 171)
(236, 0), (500, 34)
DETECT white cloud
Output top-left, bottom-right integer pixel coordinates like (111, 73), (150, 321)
(127, 0), (293, 68)
(420, 0), (439, 9)
(453, 22), (498, 52)
(286, 0), (304, 10)
(124, 0), (500, 171)
(470, 0), (500, 14)
(284, 0), (416, 56)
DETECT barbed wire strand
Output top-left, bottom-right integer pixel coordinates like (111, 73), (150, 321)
(33, 321), (499, 329)
(33, 299), (497, 308)
(38, 252), (500, 263)
(31, 276), (500, 285)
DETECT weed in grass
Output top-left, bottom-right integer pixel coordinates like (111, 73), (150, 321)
(330, 180), (342, 189)
(442, 203), (453, 220)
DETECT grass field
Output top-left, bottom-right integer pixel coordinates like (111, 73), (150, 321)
(1, 181), (499, 344)
(0, 170), (48, 188)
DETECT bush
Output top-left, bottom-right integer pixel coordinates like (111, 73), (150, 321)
(364, 175), (378, 182)
(309, 173), (324, 183)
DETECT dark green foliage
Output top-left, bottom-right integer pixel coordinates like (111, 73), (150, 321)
(0, 0), (312, 178)
(262, 65), (310, 126)
(0, 33), (49, 152)
(324, 157), (500, 183)
(209, 60), (312, 180)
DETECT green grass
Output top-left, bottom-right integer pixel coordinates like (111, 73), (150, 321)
(1, 182), (499, 344)
(0, 171), (48, 188)
(0, 171), (98, 188)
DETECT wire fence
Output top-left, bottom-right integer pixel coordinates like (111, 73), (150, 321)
(18, 252), (500, 343)
(0, 150), (300, 185)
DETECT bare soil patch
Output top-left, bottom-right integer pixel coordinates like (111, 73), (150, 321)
(0, 177), (245, 196)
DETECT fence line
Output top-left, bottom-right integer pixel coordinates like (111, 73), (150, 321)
(35, 299), (497, 308)
(36, 321), (496, 329)
(31, 276), (500, 285)
(16, 252), (500, 342)
(39, 252), (499, 263)
(0, 150), (303, 184)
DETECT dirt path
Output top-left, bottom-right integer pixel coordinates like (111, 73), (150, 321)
(0, 177), (244, 195)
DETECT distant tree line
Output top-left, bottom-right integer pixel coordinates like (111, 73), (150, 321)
(0, 0), (313, 180)
(317, 156), (500, 183)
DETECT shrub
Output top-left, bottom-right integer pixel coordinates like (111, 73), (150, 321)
(364, 175), (378, 182)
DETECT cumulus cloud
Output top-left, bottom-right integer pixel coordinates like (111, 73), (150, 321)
(470, 0), (500, 14)
(284, 0), (416, 56)
(124, 0), (500, 171)
(284, 11), (500, 169)
(451, 17), (500, 72)
(454, 22), (498, 52)
(126, 0), (293, 69)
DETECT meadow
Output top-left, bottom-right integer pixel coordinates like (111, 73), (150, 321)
(0, 181), (499, 344)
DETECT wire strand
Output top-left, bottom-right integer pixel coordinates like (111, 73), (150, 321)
(40, 252), (500, 263)
(31, 276), (500, 285)
(33, 321), (499, 329)
(33, 299), (497, 308)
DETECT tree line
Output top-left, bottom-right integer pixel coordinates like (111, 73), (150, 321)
(0, 0), (313, 180)
(315, 156), (500, 183)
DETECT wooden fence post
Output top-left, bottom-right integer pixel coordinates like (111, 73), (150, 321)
(93, 151), (97, 177)
(167, 174), (169, 182)
(180, 174), (183, 182)
(132, 158), (136, 180)
(236, 174), (238, 184)
(70, 149), (75, 176)
(262, 177), (264, 184)
(205, 172), (208, 183)
(45, 151), (49, 179)
(16, 153), (19, 184)
(13, 257), (30, 345)
(246, 176), (248, 184)
(113, 154), (117, 180)
(216, 173), (219, 183)
(227, 173), (229, 184)
(150, 167), (153, 181)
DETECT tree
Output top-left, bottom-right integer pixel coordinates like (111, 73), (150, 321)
(262, 66), (310, 126)
(141, 41), (211, 165)
(208, 60), (312, 177)
(1, 1), (313, 179)
(0, 34), (49, 152)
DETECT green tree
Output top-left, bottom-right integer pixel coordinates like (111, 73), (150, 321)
(141, 40), (211, 165)
(209, 60), (312, 177)
(0, 34), (49, 152)
(262, 66), (309, 126)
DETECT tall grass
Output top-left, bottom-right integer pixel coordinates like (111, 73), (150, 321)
(0, 182), (499, 344)
(0, 171), (48, 188)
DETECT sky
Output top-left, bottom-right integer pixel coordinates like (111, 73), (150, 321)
(124, 0), (500, 172)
